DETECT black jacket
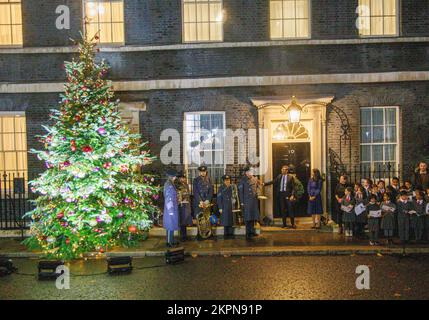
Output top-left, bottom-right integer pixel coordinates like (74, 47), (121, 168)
(265, 174), (295, 197)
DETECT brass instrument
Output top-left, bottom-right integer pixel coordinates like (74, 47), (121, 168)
(177, 182), (190, 205)
(250, 176), (267, 200)
(231, 183), (243, 225)
(196, 203), (213, 239)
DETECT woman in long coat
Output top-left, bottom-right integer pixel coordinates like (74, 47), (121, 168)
(163, 169), (179, 247)
(238, 167), (260, 240)
(217, 175), (235, 238)
(307, 169), (323, 229)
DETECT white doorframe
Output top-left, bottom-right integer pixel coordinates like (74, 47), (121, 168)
(251, 96), (333, 218)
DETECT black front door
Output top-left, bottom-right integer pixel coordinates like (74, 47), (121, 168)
(272, 143), (311, 218)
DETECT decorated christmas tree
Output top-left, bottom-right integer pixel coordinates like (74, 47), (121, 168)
(24, 35), (160, 260)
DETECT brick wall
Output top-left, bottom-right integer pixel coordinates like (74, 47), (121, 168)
(401, 0), (429, 36)
(22, 0), (82, 47)
(223, 0), (269, 42)
(2, 41), (429, 82)
(125, 0), (182, 45)
(1, 82), (429, 180)
(311, 0), (359, 39)
(19, 0), (429, 48)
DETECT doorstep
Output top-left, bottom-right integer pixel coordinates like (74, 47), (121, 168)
(0, 224), (261, 239)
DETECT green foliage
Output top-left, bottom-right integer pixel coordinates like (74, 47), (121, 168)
(23, 35), (160, 260)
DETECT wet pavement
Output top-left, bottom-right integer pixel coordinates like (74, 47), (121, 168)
(2, 230), (429, 258)
(1, 255), (429, 300)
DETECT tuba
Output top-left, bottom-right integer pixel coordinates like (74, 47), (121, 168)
(196, 201), (213, 239)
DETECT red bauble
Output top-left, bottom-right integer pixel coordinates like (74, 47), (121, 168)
(65, 239), (70, 245)
(74, 115), (81, 121)
(128, 225), (138, 234)
(82, 145), (93, 153)
(57, 212), (64, 220)
(99, 248), (104, 253)
(103, 162), (112, 169)
(120, 165), (129, 173)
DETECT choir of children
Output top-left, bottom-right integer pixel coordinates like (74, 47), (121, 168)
(339, 177), (429, 246)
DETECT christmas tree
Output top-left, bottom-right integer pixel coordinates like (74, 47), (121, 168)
(24, 35), (160, 260)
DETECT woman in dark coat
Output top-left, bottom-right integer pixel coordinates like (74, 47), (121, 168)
(217, 175), (235, 238)
(163, 169), (179, 247)
(307, 168), (323, 229)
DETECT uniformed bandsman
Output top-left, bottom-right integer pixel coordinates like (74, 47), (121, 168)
(192, 165), (214, 217)
(217, 175), (235, 239)
(238, 166), (261, 240)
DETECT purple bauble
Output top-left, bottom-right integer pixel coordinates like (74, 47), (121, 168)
(97, 127), (107, 135)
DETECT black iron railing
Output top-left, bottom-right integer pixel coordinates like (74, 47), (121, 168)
(328, 163), (416, 219)
(0, 172), (34, 231)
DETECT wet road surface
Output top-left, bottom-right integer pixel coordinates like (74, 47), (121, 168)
(1, 255), (429, 300)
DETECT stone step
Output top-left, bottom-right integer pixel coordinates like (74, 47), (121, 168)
(149, 224), (261, 237)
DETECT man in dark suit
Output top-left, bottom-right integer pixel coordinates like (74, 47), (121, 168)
(263, 165), (297, 228)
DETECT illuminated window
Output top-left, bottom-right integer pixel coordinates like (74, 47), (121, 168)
(358, 0), (398, 36)
(183, 0), (223, 43)
(184, 112), (225, 180)
(84, 0), (124, 44)
(270, 0), (310, 39)
(360, 107), (399, 174)
(0, 0), (22, 46)
(0, 114), (27, 178)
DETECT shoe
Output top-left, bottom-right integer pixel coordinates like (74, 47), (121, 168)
(291, 224), (297, 229)
(311, 225), (316, 229)
(282, 225), (288, 229)
(369, 241), (375, 246)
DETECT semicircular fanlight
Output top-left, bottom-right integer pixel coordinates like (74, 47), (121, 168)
(273, 122), (309, 141)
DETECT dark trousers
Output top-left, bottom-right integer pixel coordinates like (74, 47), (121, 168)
(224, 226), (234, 237)
(334, 202), (343, 227)
(180, 226), (187, 240)
(279, 192), (296, 226)
(245, 221), (256, 238)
